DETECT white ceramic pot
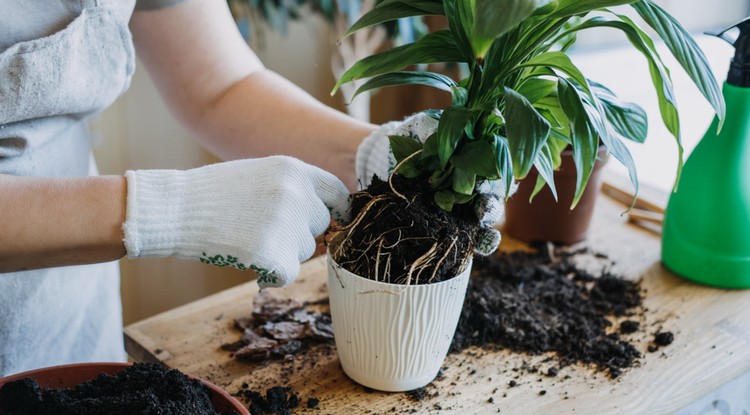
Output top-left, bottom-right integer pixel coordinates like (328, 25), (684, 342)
(327, 251), (471, 392)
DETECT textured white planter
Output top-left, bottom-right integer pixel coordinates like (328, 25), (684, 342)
(327, 252), (471, 392)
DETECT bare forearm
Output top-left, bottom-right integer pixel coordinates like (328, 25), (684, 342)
(0, 175), (126, 272)
(191, 70), (374, 190)
(129, 0), (375, 191)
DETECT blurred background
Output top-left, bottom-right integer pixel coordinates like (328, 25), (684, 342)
(90, 0), (750, 325)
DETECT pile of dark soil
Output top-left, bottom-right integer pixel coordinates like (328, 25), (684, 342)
(0, 362), (238, 415)
(235, 385), (305, 415)
(451, 245), (648, 377)
(331, 176), (480, 285)
(222, 291), (334, 361)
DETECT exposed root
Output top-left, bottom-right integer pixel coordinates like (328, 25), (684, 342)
(330, 176), (479, 285)
(388, 151), (422, 203)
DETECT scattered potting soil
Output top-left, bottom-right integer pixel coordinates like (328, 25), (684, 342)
(235, 385), (303, 415)
(451, 245), (651, 378)
(221, 291), (334, 362)
(0, 362), (238, 415)
(331, 175), (480, 285)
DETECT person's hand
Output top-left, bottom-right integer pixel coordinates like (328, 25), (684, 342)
(355, 112), (515, 256)
(122, 156), (350, 288)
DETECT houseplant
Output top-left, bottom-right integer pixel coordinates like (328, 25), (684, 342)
(327, 0), (724, 391)
(227, 0), (427, 121)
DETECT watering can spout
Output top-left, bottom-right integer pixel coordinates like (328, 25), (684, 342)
(707, 17), (750, 87)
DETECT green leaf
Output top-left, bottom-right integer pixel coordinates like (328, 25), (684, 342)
(353, 71), (457, 100)
(557, 15), (683, 184)
(590, 81), (648, 143)
(434, 190), (455, 211)
(388, 135), (423, 163)
(422, 132), (439, 157)
(517, 77), (558, 104)
(429, 168), (453, 188)
(450, 140), (500, 178)
(519, 52), (591, 94)
(451, 168), (477, 195)
(531, 141), (558, 201)
(631, 0), (725, 129)
(557, 78), (598, 208)
(332, 31), (463, 95)
(492, 135), (515, 198)
(504, 87), (551, 179)
(444, 0), (476, 63)
(453, 191), (475, 204)
(471, 0), (546, 59)
(345, 0), (443, 37)
(451, 86), (469, 106)
(437, 106), (473, 168)
(550, 0), (638, 18)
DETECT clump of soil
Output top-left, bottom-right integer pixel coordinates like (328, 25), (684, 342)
(331, 175), (480, 285)
(236, 385), (301, 415)
(0, 362), (237, 415)
(222, 291), (334, 361)
(451, 245), (648, 377)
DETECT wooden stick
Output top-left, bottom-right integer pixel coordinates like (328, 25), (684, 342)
(627, 208), (664, 225)
(602, 182), (666, 214)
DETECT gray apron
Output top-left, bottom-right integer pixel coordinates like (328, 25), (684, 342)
(0, 0), (135, 376)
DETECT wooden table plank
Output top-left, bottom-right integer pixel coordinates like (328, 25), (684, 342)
(125, 190), (750, 415)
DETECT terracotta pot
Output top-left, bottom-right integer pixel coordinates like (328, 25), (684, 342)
(504, 147), (609, 245)
(0, 362), (248, 415)
(327, 239), (471, 392)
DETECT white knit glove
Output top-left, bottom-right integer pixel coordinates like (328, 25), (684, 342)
(122, 156), (350, 289)
(356, 112), (516, 256)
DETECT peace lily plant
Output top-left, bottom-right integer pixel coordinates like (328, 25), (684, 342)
(333, 0), (725, 211)
(323, 0), (725, 392)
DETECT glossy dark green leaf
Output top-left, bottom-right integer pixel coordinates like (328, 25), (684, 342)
(388, 135), (423, 163)
(353, 71), (457, 100)
(437, 106), (473, 168)
(550, 0), (638, 18)
(450, 140), (500, 178)
(631, 0), (725, 128)
(444, 0), (476, 63)
(530, 141), (558, 201)
(504, 87), (551, 179)
(451, 168), (477, 195)
(492, 134), (515, 199)
(517, 77), (558, 103)
(520, 52), (590, 94)
(451, 86), (469, 106)
(590, 81), (648, 143)
(429, 168), (453, 188)
(345, 0), (443, 37)
(556, 15), (682, 183)
(471, 0), (545, 58)
(422, 132), (439, 157)
(434, 190), (455, 211)
(557, 78), (598, 208)
(332, 31), (463, 95)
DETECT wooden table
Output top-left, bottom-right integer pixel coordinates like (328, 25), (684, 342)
(125, 185), (750, 415)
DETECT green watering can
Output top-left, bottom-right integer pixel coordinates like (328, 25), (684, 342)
(662, 18), (750, 288)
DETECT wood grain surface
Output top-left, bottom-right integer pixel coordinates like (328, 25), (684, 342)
(125, 187), (749, 415)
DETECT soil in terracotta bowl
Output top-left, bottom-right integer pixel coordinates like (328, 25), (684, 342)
(0, 362), (245, 415)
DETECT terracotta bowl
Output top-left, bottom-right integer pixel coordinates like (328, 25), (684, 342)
(0, 362), (248, 415)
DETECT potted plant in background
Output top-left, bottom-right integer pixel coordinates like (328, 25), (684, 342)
(228, 0), (428, 121)
(326, 0), (724, 392)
